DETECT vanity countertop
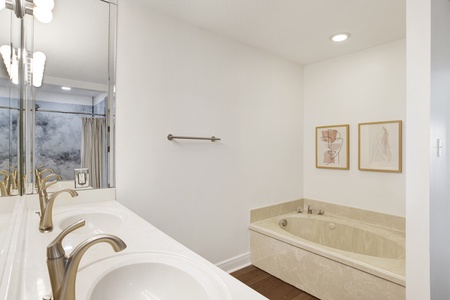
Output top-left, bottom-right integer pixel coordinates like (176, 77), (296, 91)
(6, 196), (267, 300)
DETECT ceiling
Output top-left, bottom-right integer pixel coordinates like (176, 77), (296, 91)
(0, 0), (406, 97)
(135, 0), (406, 65)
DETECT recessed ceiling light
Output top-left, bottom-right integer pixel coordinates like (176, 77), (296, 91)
(330, 33), (351, 42)
(61, 86), (71, 91)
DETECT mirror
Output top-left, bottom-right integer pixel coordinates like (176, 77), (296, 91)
(0, 9), (20, 196)
(0, 0), (116, 195)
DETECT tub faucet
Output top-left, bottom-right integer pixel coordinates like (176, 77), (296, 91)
(47, 219), (127, 300)
(39, 189), (78, 233)
(307, 205), (313, 214)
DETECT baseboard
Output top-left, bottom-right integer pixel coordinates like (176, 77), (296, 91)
(215, 252), (251, 273)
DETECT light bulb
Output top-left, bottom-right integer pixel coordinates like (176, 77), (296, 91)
(0, 45), (12, 76)
(0, 45), (11, 60)
(32, 51), (46, 87)
(33, 0), (54, 11)
(33, 51), (46, 65)
(33, 75), (43, 87)
(34, 7), (53, 23)
(330, 33), (351, 42)
(11, 59), (18, 85)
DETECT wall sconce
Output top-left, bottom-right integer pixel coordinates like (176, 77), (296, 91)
(0, 0), (54, 23)
(0, 45), (46, 87)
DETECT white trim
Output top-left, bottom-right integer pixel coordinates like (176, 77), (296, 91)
(215, 252), (251, 273)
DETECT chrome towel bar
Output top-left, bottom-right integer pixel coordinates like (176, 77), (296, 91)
(167, 134), (221, 142)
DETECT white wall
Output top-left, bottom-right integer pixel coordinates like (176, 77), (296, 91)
(406, 0), (431, 298)
(303, 40), (406, 216)
(116, 2), (303, 263)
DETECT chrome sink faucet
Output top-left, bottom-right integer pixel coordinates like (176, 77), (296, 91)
(47, 219), (127, 300)
(39, 189), (78, 233)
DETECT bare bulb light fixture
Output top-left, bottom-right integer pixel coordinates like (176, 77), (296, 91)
(330, 32), (351, 42)
(33, 0), (54, 23)
(0, 0), (54, 23)
(0, 45), (46, 87)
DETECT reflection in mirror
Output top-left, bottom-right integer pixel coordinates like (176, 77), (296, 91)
(0, 9), (19, 197)
(30, 0), (115, 191)
(0, 78), (19, 197)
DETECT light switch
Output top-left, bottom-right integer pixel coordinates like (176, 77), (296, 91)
(437, 138), (443, 157)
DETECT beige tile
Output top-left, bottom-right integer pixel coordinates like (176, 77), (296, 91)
(250, 199), (303, 223)
(250, 231), (405, 300)
(303, 199), (405, 233)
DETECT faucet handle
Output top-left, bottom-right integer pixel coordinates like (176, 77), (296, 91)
(47, 219), (85, 259)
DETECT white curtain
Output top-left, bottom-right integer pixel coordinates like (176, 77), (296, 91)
(81, 117), (106, 188)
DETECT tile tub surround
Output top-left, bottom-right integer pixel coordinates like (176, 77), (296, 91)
(249, 200), (406, 300)
(251, 198), (405, 233)
(250, 199), (304, 223)
(250, 231), (405, 300)
(303, 199), (405, 233)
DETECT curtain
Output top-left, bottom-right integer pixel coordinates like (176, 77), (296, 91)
(81, 117), (106, 189)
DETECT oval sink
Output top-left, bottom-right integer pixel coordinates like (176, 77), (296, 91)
(92, 263), (210, 299)
(58, 212), (122, 235)
(77, 252), (231, 300)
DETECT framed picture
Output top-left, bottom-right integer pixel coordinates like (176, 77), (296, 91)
(358, 120), (402, 173)
(316, 124), (349, 170)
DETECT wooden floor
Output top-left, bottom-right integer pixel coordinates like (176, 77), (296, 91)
(231, 265), (319, 300)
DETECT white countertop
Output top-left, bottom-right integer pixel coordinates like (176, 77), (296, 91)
(5, 196), (267, 300)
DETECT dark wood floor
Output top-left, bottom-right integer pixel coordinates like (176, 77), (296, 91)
(231, 265), (319, 300)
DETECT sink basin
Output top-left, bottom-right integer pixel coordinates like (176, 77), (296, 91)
(77, 252), (231, 300)
(57, 212), (123, 253)
(92, 263), (211, 299)
(58, 212), (122, 235)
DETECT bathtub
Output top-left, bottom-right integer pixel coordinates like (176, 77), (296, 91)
(249, 213), (405, 300)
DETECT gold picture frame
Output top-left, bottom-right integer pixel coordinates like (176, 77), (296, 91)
(316, 124), (349, 170)
(358, 120), (402, 173)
